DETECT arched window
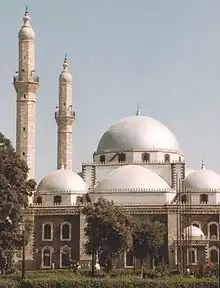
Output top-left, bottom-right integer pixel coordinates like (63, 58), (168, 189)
(100, 155), (105, 164)
(118, 153), (126, 163)
(42, 248), (53, 268)
(36, 196), (42, 204)
(42, 223), (53, 241)
(188, 248), (196, 264)
(142, 153), (150, 162)
(60, 246), (71, 268)
(164, 154), (170, 163)
(200, 194), (208, 204)
(178, 156), (181, 162)
(181, 194), (187, 204)
(124, 250), (134, 267)
(54, 195), (62, 205)
(210, 248), (218, 263)
(61, 222), (71, 241)
(209, 223), (218, 240)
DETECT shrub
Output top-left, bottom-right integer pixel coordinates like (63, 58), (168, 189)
(0, 274), (217, 288)
(0, 279), (17, 288)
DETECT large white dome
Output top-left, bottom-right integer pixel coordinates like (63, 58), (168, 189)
(95, 165), (171, 191)
(37, 168), (87, 194)
(184, 168), (220, 191)
(96, 116), (180, 154)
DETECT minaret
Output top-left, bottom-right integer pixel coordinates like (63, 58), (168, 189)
(55, 55), (75, 170)
(13, 7), (39, 182)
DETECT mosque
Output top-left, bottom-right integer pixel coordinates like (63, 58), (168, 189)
(13, 9), (220, 270)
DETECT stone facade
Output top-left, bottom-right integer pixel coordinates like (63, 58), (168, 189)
(33, 212), (80, 269)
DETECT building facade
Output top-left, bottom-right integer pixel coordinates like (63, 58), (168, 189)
(12, 9), (220, 271)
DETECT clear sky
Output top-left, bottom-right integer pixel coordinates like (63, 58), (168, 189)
(0, 0), (220, 181)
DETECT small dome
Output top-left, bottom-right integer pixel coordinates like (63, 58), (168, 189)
(59, 71), (72, 83)
(95, 165), (171, 191)
(59, 56), (72, 83)
(18, 26), (35, 40)
(18, 11), (35, 40)
(183, 225), (204, 238)
(96, 116), (180, 154)
(184, 169), (220, 191)
(37, 168), (87, 194)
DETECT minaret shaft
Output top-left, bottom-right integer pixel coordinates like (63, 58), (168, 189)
(55, 57), (75, 170)
(13, 9), (39, 182)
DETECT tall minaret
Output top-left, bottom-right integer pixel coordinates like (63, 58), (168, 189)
(55, 55), (75, 170)
(13, 8), (39, 182)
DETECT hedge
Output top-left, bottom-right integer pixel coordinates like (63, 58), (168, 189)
(0, 277), (218, 288)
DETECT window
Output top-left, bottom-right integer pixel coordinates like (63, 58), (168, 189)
(100, 155), (105, 164)
(24, 94), (26, 99)
(61, 222), (71, 241)
(142, 153), (150, 162)
(42, 247), (53, 268)
(54, 195), (62, 205)
(36, 196), (42, 204)
(210, 248), (218, 263)
(22, 152), (25, 156)
(42, 223), (53, 241)
(181, 194), (187, 204)
(178, 156), (181, 162)
(23, 127), (26, 131)
(164, 154), (170, 163)
(188, 249), (196, 264)
(60, 246), (71, 268)
(209, 223), (218, 240)
(200, 194), (208, 204)
(118, 153), (126, 163)
(124, 250), (134, 267)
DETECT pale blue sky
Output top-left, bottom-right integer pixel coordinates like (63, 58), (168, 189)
(0, 0), (220, 181)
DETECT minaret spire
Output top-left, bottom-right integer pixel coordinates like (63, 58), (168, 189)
(136, 103), (140, 116)
(23, 6), (31, 27)
(55, 55), (75, 170)
(13, 9), (39, 203)
(63, 53), (69, 71)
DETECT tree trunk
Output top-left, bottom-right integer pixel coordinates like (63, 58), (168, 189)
(91, 249), (96, 277)
(140, 258), (144, 278)
(106, 254), (112, 274)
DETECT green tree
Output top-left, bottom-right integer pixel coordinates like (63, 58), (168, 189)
(0, 133), (36, 257)
(132, 219), (166, 273)
(82, 197), (132, 274)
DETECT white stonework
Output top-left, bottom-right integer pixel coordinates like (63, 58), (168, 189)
(13, 8), (39, 198)
(55, 56), (75, 170)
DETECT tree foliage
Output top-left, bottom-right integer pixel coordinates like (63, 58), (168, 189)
(132, 219), (166, 266)
(82, 197), (132, 272)
(0, 133), (36, 253)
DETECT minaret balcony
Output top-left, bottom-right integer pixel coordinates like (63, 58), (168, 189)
(13, 75), (40, 84)
(54, 110), (76, 119)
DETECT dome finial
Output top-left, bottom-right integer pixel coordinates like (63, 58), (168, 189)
(136, 103), (140, 116)
(23, 6), (31, 27)
(201, 159), (205, 170)
(63, 53), (68, 71)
